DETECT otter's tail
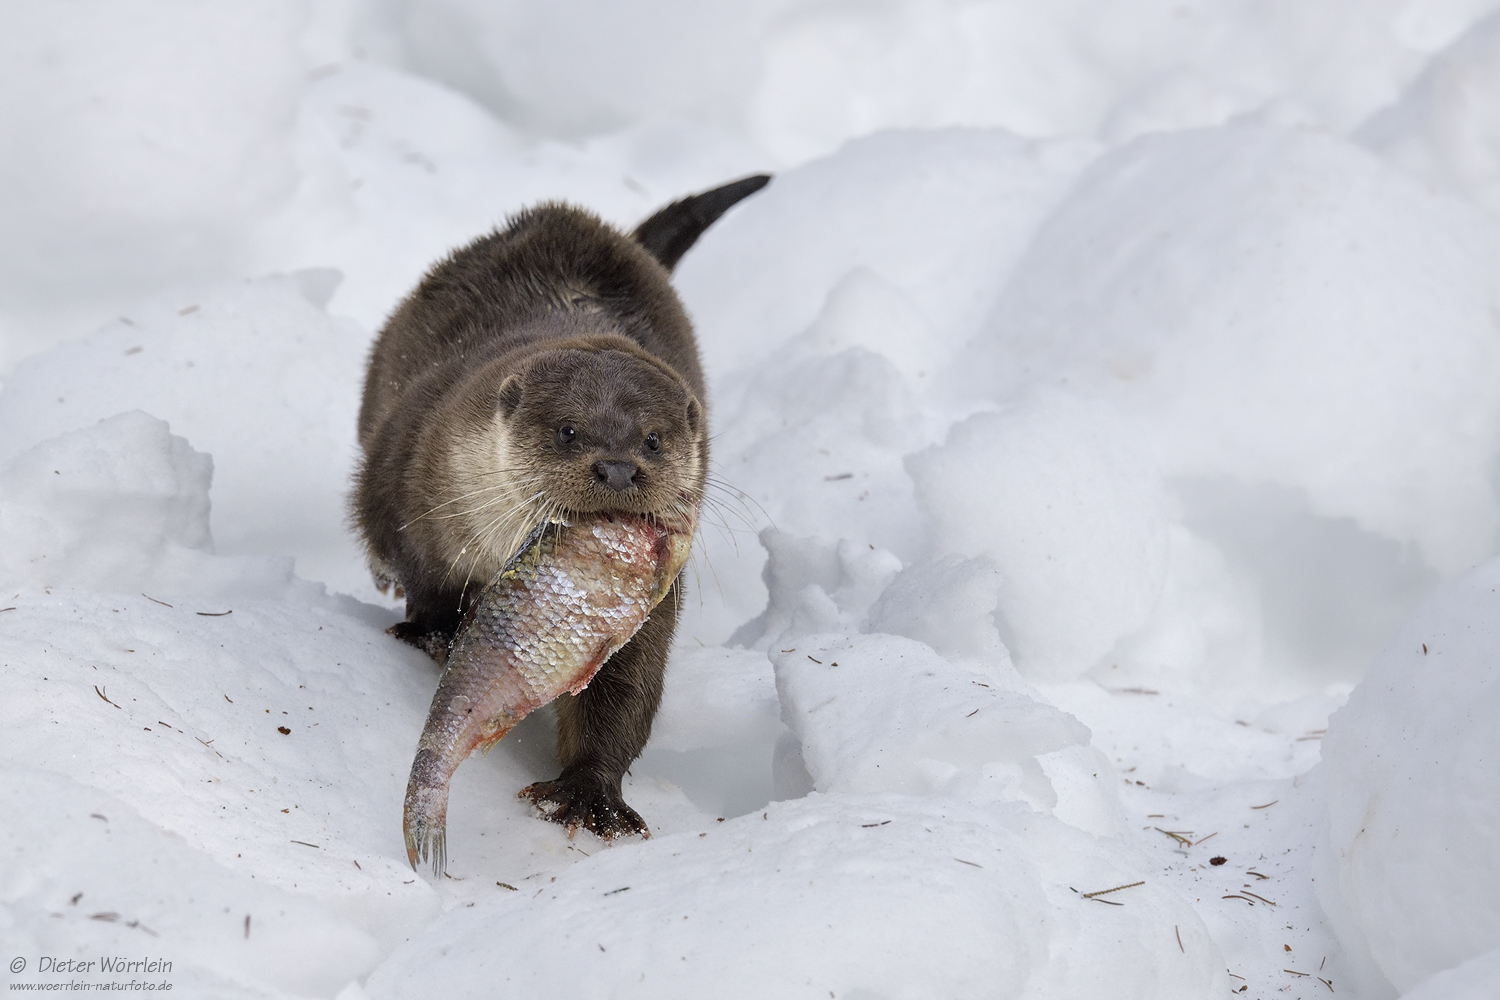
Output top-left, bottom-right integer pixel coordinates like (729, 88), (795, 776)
(633, 174), (771, 272)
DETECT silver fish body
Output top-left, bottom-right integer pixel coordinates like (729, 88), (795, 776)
(403, 510), (694, 875)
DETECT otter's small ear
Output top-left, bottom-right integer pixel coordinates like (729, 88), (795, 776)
(497, 376), (523, 418)
(685, 396), (702, 434)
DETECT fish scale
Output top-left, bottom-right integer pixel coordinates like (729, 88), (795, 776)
(403, 509), (694, 875)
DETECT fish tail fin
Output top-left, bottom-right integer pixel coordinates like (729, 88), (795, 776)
(404, 816), (446, 879)
(404, 755), (452, 878)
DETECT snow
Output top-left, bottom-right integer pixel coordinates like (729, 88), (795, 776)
(4, 2), (1500, 998)
(365, 794), (1224, 1000)
(973, 123), (1500, 582)
(1319, 560), (1500, 995)
(1359, 12), (1500, 214)
(907, 397), (1172, 682)
(0, 0), (308, 364)
(1401, 947), (1500, 1000)
(0, 276), (369, 597)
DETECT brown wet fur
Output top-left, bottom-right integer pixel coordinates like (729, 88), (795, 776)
(355, 177), (767, 838)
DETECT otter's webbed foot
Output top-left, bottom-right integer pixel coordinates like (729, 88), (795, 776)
(519, 775), (651, 840)
(386, 621), (452, 664)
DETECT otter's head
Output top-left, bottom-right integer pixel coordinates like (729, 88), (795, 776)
(427, 336), (704, 589)
(495, 342), (704, 522)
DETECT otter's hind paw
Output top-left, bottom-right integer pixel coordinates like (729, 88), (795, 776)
(386, 621), (451, 664)
(520, 777), (651, 841)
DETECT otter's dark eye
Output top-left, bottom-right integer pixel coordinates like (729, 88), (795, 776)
(556, 425), (577, 446)
(644, 432), (661, 453)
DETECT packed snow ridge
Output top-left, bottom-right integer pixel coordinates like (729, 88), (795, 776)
(4, 3), (1500, 999)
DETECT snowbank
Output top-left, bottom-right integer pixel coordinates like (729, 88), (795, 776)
(1320, 557), (1500, 995)
(687, 117), (1500, 693)
(956, 120), (1500, 690)
(907, 396), (1171, 682)
(0, 273), (372, 598)
(0, 412), (216, 595)
(388, 0), (1482, 161)
(1360, 12), (1500, 214)
(0, 0), (307, 364)
(365, 794), (1224, 1000)
(1401, 947), (1500, 1000)
(0, 412), (440, 996)
(975, 123), (1500, 581)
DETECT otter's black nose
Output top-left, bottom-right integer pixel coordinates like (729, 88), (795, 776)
(593, 460), (639, 492)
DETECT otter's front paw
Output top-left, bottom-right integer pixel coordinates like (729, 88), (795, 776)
(386, 621), (452, 664)
(519, 777), (651, 840)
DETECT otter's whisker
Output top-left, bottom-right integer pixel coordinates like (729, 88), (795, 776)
(705, 473), (771, 531)
(685, 532), (728, 609)
(401, 470), (549, 528)
(442, 487), (551, 596)
(440, 482), (548, 523)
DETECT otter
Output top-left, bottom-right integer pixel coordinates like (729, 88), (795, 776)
(353, 174), (769, 839)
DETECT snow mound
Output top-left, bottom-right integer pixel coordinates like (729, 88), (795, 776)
(1320, 556), (1500, 994)
(0, 0), (306, 358)
(385, 0), (1477, 162)
(364, 793), (1226, 1000)
(0, 411), (295, 598)
(689, 119), (1500, 695)
(719, 523), (1131, 837)
(1401, 946), (1500, 1000)
(978, 123), (1500, 577)
(1360, 12), (1500, 214)
(676, 128), (1080, 380)
(0, 273), (372, 597)
(864, 553), (1006, 663)
(397, 0), (760, 141)
(968, 122), (1500, 687)
(773, 633), (1088, 798)
(2, 766), (378, 999)
(0, 579), (445, 997)
(907, 394), (1170, 681)
(685, 344), (929, 644)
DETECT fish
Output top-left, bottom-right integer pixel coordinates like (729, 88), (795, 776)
(402, 509), (695, 875)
